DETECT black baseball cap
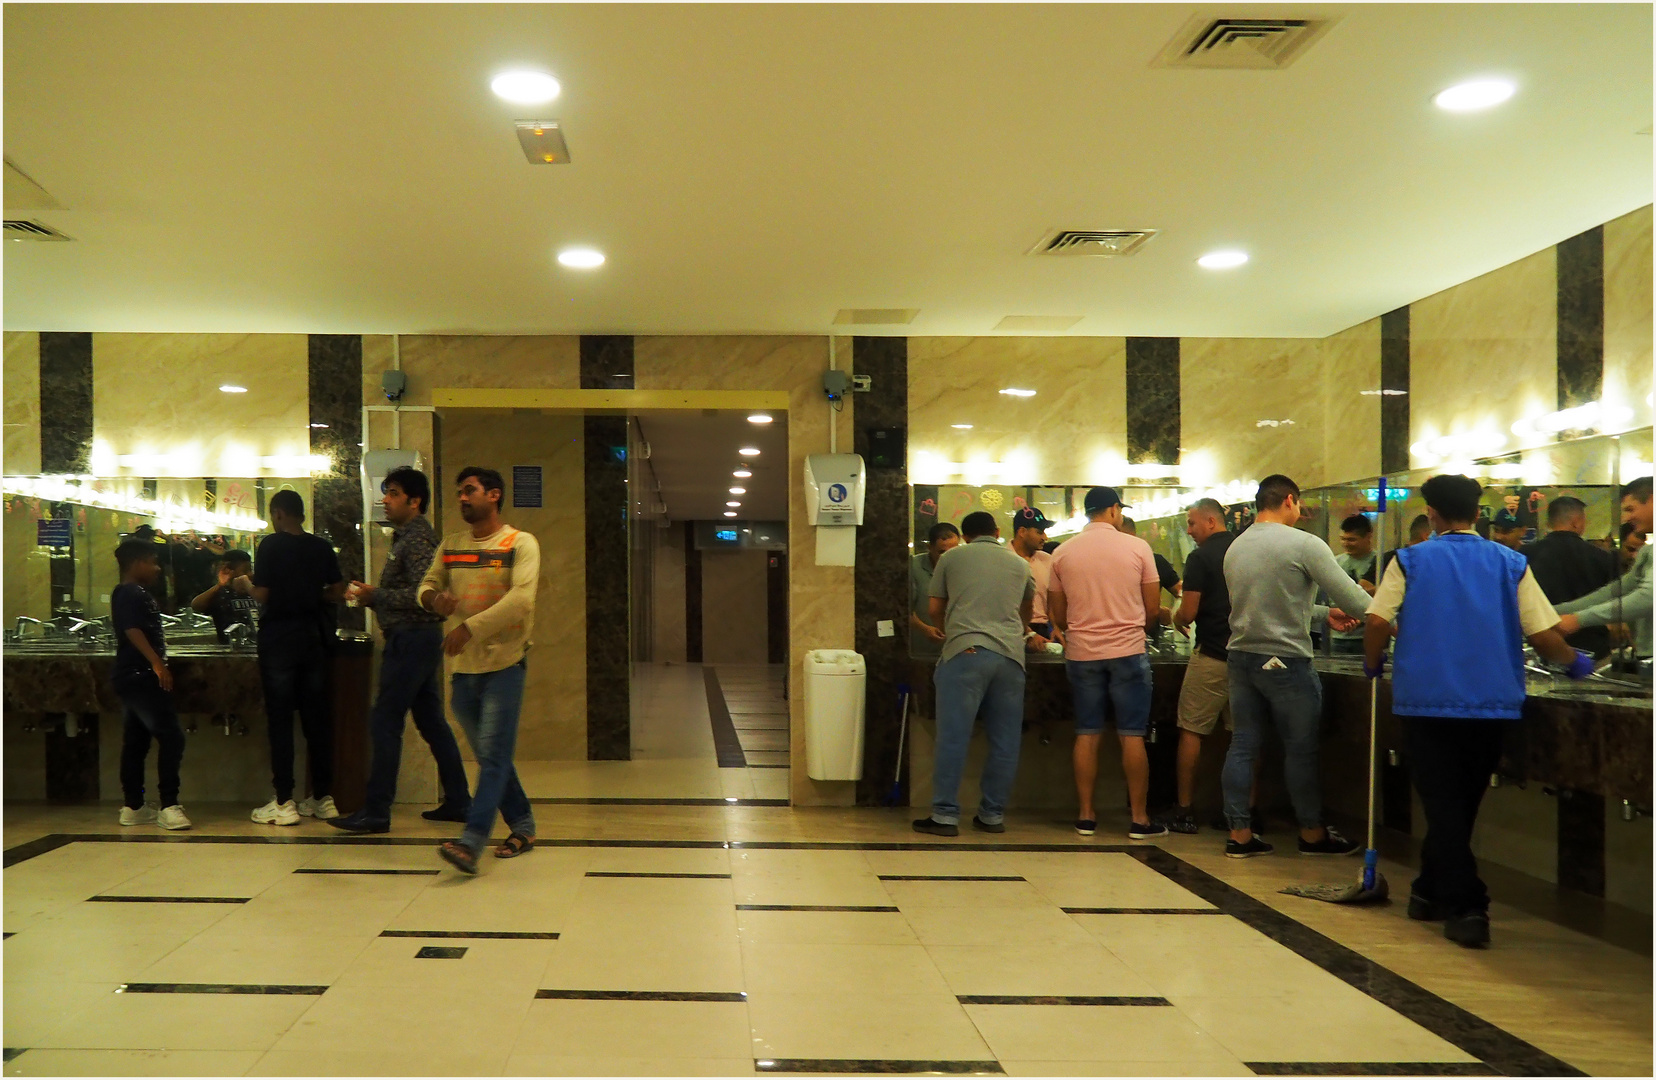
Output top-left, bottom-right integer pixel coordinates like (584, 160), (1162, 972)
(1083, 486), (1128, 513)
(1492, 509), (1524, 530)
(1012, 507), (1055, 532)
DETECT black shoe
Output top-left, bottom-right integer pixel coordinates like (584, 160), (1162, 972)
(1225, 835), (1274, 859)
(1164, 807), (1199, 835)
(1444, 911), (1490, 948)
(971, 815), (1005, 834)
(913, 817), (959, 837)
(1128, 821), (1169, 840)
(1299, 826), (1361, 856)
(1407, 893), (1449, 922)
(326, 811), (390, 835)
(1074, 819), (1097, 836)
(422, 802), (471, 823)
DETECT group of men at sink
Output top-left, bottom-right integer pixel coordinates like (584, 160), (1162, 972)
(109, 464), (543, 877)
(910, 472), (1651, 948)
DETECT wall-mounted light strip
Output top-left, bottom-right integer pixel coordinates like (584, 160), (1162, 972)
(1511, 400), (1635, 439)
(3, 475), (268, 533)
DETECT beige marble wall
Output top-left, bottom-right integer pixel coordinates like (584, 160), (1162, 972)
(701, 549), (769, 664)
(652, 524), (687, 664)
(635, 336), (854, 806)
(361, 335), (580, 407)
(1320, 318), (1383, 485)
(1409, 247), (1558, 466)
(4, 331), (41, 474)
(908, 337), (1127, 486)
(1604, 204), (1653, 431)
(1180, 338), (1327, 487)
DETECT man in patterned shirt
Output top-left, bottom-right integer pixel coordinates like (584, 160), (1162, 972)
(328, 467), (472, 834)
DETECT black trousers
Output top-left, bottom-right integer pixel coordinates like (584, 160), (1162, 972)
(115, 676), (186, 809)
(1405, 715), (1509, 916)
(361, 626), (471, 819)
(259, 639), (333, 804)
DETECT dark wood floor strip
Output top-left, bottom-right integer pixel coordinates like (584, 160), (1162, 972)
(536, 989), (746, 1002)
(703, 667), (750, 768)
(88, 895), (249, 903)
(754, 1060), (1004, 1075)
(1061, 906), (1224, 914)
(380, 930), (559, 940)
(956, 995), (1172, 1006)
(878, 875), (1026, 882)
(117, 983), (327, 995)
(737, 904), (901, 912)
(1245, 1064), (1501, 1076)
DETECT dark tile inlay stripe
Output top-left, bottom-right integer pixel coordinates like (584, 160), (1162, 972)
(585, 871), (732, 879)
(88, 895), (249, 904)
(1060, 906), (1224, 915)
(530, 797), (787, 807)
(755, 1060), (1004, 1075)
(584, 406), (632, 761)
(737, 905), (901, 912)
(1128, 848), (1585, 1077)
(2, 1049), (24, 1063)
(117, 983), (328, 995)
(877, 875), (1025, 882)
(536, 989), (746, 1002)
(1246, 1064), (1500, 1076)
(957, 995), (1171, 1006)
(381, 930), (559, 940)
(684, 519), (703, 664)
(2, 933), (12, 940)
(415, 946), (467, 959)
(748, 763), (791, 769)
(1556, 224), (1605, 410)
(38, 331), (93, 474)
(1124, 336), (1182, 469)
(293, 868), (439, 876)
(704, 666), (750, 769)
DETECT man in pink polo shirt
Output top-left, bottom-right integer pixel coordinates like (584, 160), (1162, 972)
(1048, 486), (1166, 840)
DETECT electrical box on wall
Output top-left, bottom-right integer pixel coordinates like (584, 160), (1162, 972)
(363, 449), (424, 523)
(804, 453), (865, 567)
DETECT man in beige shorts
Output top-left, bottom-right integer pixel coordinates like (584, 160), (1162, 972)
(1169, 499), (1257, 834)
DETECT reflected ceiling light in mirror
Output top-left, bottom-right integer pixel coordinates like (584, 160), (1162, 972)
(1359, 389), (1408, 397)
(1197, 250), (1248, 270)
(557, 248), (605, 269)
(1433, 78), (1516, 112)
(726, 501), (741, 508)
(747, 414), (773, 424)
(998, 388), (1036, 398)
(723, 511), (738, 517)
(733, 468), (752, 478)
(491, 70), (561, 105)
(219, 384), (247, 394)
(738, 447), (761, 456)
(951, 424), (973, 430)
(1409, 431), (1507, 461)
(1511, 400), (1635, 439)
(729, 487), (746, 495)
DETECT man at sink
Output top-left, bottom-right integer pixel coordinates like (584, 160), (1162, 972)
(188, 548), (258, 642)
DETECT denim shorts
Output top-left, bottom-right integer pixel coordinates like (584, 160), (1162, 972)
(1066, 653), (1153, 736)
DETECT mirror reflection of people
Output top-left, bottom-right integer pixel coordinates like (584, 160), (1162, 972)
(190, 549), (257, 641)
(1621, 521), (1646, 572)
(1380, 515), (1431, 576)
(1119, 516), (1182, 627)
(110, 539), (191, 831)
(909, 523), (961, 658)
(1489, 509), (1526, 551)
(1556, 477), (1653, 665)
(1328, 515), (1378, 655)
(1523, 496), (1619, 657)
(1010, 508), (1060, 649)
(127, 524), (172, 612)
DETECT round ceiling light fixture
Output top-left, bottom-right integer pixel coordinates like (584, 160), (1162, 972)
(727, 501), (742, 508)
(490, 70), (561, 105)
(724, 511), (739, 518)
(747, 414), (773, 424)
(730, 487), (746, 495)
(1197, 250), (1249, 270)
(219, 384), (248, 394)
(733, 468), (753, 478)
(738, 447), (761, 457)
(557, 248), (605, 269)
(1433, 78), (1516, 112)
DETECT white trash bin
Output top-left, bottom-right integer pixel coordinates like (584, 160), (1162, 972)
(803, 649), (866, 781)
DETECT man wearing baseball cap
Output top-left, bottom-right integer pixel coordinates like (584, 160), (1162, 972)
(1490, 509), (1527, 552)
(1011, 507), (1061, 648)
(1047, 486), (1167, 840)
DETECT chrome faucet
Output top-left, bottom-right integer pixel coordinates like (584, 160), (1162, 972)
(222, 622), (254, 649)
(9, 617), (45, 643)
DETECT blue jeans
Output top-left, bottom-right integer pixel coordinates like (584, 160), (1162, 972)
(1223, 651), (1324, 830)
(1065, 654), (1152, 735)
(930, 648), (1026, 826)
(361, 627), (471, 821)
(450, 660), (535, 855)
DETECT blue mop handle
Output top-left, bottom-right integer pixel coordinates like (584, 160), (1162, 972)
(1362, 848), (1379, 892)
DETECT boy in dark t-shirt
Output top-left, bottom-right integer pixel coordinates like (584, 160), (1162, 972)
(110, 539), (191, 830)
(190, 549), (259, 640)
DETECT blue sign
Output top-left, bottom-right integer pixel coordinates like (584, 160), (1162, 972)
(827, 483), (848, 503)
(37, 519), (73, 547)
(715, 529), (738, 542)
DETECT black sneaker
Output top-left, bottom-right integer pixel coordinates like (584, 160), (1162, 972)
(1128, 821), (1169, 840)
(1444, 911), (1490, 948)
(1225, 836), (1274, 858)
(1299, 827), (1361, 856)
(326, 811), (390, 835)
(1164, 807), (1199, 834)
(1074, 819), (1097, 836)
(913, 817), (959, 837)
(971, 816), (1005, 834)
(1407, 893), (1448, 922)
(422, 802), (471, 823)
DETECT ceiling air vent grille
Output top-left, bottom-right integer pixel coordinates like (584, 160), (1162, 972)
(3, 219), (70, 241)
(1030, 230), (1155, 258)
(1153, 16), (1335, 70)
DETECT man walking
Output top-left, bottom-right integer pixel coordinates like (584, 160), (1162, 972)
(1364, 474), (1594, 947)
(250, 490), (346, 825)
(1220, 475), (1370, 858)
(1524, 495), (1619, 657)
(329, 467), (472, 833)
(913, 511), (1035, 837)
(420, 467), (542, 874)
(1048, 487), (1166, 840)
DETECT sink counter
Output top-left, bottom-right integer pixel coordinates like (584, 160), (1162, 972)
(3, 645), (266, 715)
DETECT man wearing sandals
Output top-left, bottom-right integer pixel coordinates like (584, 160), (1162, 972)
(418, 466), (542, 874)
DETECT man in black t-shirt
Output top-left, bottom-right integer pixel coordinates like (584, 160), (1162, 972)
(110, 539), (191, 831)
(190, 549), (259, 640)
(249, 490), (347, 827)
(1524, 496), (1619, 656)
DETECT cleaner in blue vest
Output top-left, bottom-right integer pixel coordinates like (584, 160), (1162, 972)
(1363, 473), (1594, 949)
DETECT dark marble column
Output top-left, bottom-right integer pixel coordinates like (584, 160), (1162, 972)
(853, 337), (908, 805)
(1556, 788), (1607, 896)
(308, 335), (365, 632)
(1125, 338), (1180, 466)
(1557, 226), (1605, 410)
(684, 521), (703, 663)
(1380, 307), (1411, 476)
(766, 552), (788, 665)
(38, 332), (92, 474)
(582, 336), (633, 760)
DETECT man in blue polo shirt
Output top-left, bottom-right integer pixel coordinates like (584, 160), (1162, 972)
(1364, 473), (1593, 949)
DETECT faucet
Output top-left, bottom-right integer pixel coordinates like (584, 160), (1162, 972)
(9, 617), (45, 643)
(222, 622), (254, 649)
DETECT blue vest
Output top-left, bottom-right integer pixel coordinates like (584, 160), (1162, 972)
(1392, 533), (1529, 720)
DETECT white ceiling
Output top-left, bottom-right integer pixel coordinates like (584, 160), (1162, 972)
(3, 4), (1650, 338)
(635, 411), (788, 523)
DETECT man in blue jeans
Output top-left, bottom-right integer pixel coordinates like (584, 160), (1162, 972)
(914, 511), (1035, 837)
(1220, 474), (1370, 858)
(329, 467), (472, 833)
(417, 466), (542, 875)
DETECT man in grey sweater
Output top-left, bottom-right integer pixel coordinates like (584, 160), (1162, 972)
(1220, 475), (1372, 858)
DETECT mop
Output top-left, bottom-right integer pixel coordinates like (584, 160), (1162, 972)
(1280, 678), (1389, 904)
(885, 684), (911, 806)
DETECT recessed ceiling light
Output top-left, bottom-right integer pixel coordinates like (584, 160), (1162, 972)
(952, 424), (973, 430)
(747, 414), (773, 424)
(733, 468), (752, 478)
(557, 248), (605, 269)
(999, 388), (1036, 398)
(491, 70), (561, 105)
(730, 487), (746, 495)
(724, 511), (738, 517)
(1433, 78), (1516, 112)
(739, 447), (761, 457)
(727, 501), (742, 508)
(219, 384), (248, 394)
(1197, 250), (1248, 270)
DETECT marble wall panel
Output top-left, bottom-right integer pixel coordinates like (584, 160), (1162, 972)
(1320, 317), (1383, 485)
(684, 520), (703, 663)
(4, 331), (41, 474)
(1410, 246), (1557, 467)
(1556, 226), (1605, 410)
(362, 335), (580, 407)
(1379, 307), (1411, 475)
(39, 332), (92, 474)
(580, 335), (635, 391)
(309, 335), (365, 631)
(584, 414), (630, 760)
(1125, 337), (1180, 466)
(907, 337), (1127, 486)
(651, 523), (687, 663)
(701, 549), (769, 664)
(1603, 204), (1653, 431)
(1179, 338), (1326, 487)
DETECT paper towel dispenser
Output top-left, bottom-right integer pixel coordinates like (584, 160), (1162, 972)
(803, 454), (865, 526)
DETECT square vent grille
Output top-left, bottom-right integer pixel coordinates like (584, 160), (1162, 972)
(1029, 230), (1155, 258)
(1153, 16), (1335, 70)
(3, 219), (70, 242)
(515, 120), (571, 164)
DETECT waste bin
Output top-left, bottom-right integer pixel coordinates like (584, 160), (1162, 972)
(803, 649), (866, 781)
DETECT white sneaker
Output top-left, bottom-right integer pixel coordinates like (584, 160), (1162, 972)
(252, 799), (301, 826)
(156, 805), (192, 831)
(119, 804), (157, 826)
(298, 796), (339, 820)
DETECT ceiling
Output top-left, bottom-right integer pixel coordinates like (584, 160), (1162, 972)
(635, 411), (788, 523)
(3, 4), (1650, 338)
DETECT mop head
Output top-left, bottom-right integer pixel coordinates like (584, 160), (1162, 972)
(1281, 859), (1390, 905)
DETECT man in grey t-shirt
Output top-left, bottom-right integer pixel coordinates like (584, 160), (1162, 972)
(910, 522), (961, 658)
(1219, 475), (1372, 860)
(915, 511), (1035, 837)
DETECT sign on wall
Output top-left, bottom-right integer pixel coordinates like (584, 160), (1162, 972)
(512, 465), (543, 509)
(37, 519), (74, 547)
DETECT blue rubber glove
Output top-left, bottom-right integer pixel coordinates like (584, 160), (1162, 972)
(1565, 649), (1595, 681)
(1363, 658), (1385, 679)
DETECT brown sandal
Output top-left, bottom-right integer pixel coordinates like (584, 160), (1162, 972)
(438, 840), (478, 875)
(494, 832), (534, 859)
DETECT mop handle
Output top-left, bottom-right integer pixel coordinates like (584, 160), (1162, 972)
(1367, 677), (1379, 855)
(893, 686), (910, 770)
